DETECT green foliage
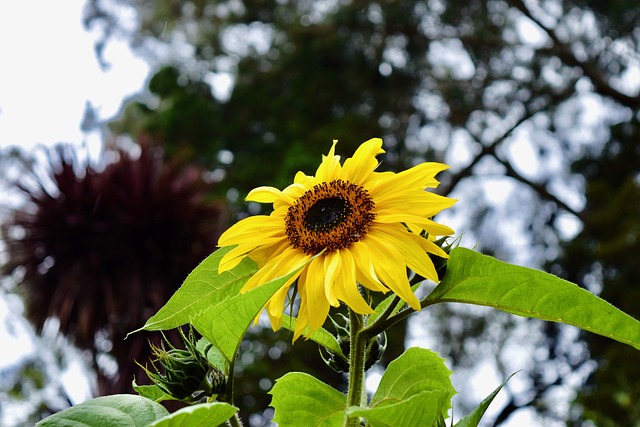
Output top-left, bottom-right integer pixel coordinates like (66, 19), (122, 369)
(370, 347), (453, 409)
(137, 246), (312, 361)
(35, 395), (169, 427)
(190, 265), (302, 361)
(148, 402), (237, 427)
(270, 372), (347, 427)
(350, 348), (455, 427)
(280, 313), (345, 359)
(554, 119), (640, 425)
(428, 248), (640, 351)
(35, 395), (237, 427)
(132, 380), (175, 403)
(134, 246), (256, 333)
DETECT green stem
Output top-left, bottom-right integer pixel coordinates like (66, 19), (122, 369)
(345, 308), (366, 427)
(227, 413), (243, 427)
(224, 357), (244, 427)
(363, 296), (440, 340)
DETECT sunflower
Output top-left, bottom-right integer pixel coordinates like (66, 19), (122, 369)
(218, 138), (455, 340)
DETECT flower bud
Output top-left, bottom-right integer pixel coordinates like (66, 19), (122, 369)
(142, 327), (226, 402)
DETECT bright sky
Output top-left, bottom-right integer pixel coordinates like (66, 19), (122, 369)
(0, 0), (149, 152)
(0, 1), (148, 422)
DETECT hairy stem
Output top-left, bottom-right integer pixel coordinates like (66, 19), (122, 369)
(345, 308), (366, 427)
(224, 357), (244, 427)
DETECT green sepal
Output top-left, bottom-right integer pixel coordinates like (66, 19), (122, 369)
(132, 379), (178, 403)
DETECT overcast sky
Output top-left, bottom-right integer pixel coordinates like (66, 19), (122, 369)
(0, 0), (148, 153)
(0, 2), (149, 423)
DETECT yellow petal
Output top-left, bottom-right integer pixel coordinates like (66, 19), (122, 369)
(300, 259), (332, 332)
(218, 215), (280, 246)
(374, 214), (455, 236)
(342, 138), (384, 184)
(246, 186), (291, 204)
(371, 226), (439, 283)
(323, 251), (341, 307)
(293, 296), (310, 342)
(333, 249), (374, 314)
(266, 284), (292, 331)
(364, 233), (421, 310)
(246, 238), (291, 267)
(292, 171), (313, 186)
(369, 162), (449, 198)
(349, 242), (389, 293)
(241, 247), (307, 292)
(376, 192), (457, 217)
(315, 140), (342, 182)
(218, 234), (289, 272)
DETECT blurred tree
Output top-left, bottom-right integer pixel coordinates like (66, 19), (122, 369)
(0, 142), (227, 397)
(551, 118), (640, 426)
(75, 0), (640, 424)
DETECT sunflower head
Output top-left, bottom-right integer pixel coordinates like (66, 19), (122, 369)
(218, 138), (456, 340)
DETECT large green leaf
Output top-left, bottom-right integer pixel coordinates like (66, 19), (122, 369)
(148, 402), (237, 427)
(371, 347), (455, 410)
(454, 373), (516, 427)
(191, 265), (304, 361)
(270, 372), (346, 427)
(133, 247), (258, 333)
(36, 395), (169, 427)
(428, 248), (640, 350)
(347, 348), (455, 427)
(348, 391), (444, 427)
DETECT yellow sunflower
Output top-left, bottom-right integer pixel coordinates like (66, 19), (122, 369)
(218, 138), (456, 340)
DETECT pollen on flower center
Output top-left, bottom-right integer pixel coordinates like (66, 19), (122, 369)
(285, 179), (375, 255)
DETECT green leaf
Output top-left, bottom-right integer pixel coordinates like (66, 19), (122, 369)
(35, 395), (169, 427)
(454, 373), (517, 427)
(270, 372), (346, 427)
(348, 391), (444, 427)
(371, 347), (455, 411)
(280, 313), (344, 358)
(428, 248), (640, 350)
(148, 402), (237, 427)
(132, 379), (176, 403)
(133, 247), (258, 333)
(196, 337), (228, 372)
(191, 264), (305, 361)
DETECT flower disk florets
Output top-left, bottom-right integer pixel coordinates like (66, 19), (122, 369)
(285, 179), (375, 255)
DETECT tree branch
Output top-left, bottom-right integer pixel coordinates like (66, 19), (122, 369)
(508, 0), (640, 109)
(491, 153), (582, 218)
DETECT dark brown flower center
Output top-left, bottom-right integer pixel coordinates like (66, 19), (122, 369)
(285, 179), (375, 255)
